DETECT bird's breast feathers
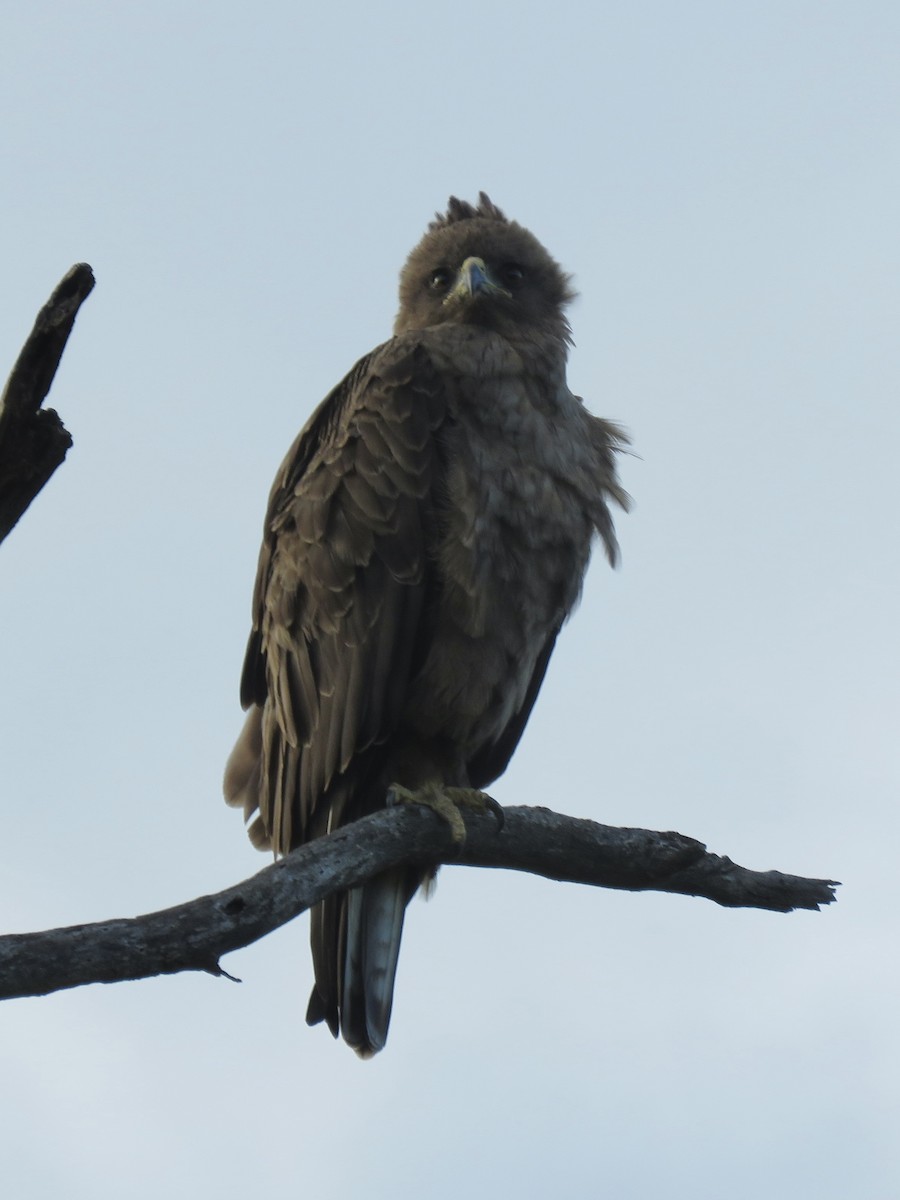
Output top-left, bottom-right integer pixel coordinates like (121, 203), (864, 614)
(398, 327), (606, 751)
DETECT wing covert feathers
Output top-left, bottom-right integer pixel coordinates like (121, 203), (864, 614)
(229, 341), (446, 857)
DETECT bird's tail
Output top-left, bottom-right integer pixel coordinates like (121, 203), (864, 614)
(306, 867), (413, 1057)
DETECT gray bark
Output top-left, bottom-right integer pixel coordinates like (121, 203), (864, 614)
(0, 803), (838, 1001)
(0, 263), (94, 544)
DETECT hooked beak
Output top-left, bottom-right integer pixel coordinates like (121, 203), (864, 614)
(443, 256), (511, 305)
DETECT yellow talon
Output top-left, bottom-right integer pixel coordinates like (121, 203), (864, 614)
(386, 783), (503, 845)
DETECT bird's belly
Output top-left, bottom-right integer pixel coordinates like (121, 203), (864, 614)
(404, 470), (593, 757)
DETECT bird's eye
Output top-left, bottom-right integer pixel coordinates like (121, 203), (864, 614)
(428, 268), (452, 291)
(501, 263), (525, 285)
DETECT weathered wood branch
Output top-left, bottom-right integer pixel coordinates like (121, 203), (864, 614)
(0, 263), (94, 544)
(0, 803), (838, 1001)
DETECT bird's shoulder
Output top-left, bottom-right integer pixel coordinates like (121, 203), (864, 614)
(267, 336), (440, 498)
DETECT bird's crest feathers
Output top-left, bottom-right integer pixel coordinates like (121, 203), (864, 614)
(429, 192), (508, 231)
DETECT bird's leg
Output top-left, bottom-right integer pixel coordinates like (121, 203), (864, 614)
(386, 782), (504, 845)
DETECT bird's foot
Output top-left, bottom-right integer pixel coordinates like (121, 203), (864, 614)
(386, 782), (504, 845)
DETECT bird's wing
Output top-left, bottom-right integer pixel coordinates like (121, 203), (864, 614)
(228, 337), (447, 855)
(465, 629), (560, 789)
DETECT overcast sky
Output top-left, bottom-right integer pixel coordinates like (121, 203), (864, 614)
(2, 2), (898, 1197)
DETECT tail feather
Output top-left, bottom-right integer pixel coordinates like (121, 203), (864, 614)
(306, 868), (411, 1057)
(305, 894), (341, 1038)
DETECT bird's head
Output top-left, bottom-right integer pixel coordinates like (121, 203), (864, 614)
(394, 193), (576, 346)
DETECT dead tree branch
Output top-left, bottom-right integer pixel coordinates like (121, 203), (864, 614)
(0, 803), (838, 1001)
(0, 263), (94, 544)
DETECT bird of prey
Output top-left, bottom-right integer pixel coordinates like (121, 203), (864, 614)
(224, 193), (628, 1056)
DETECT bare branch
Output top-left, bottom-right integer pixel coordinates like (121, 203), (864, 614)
(0, 803), (838, 1001)
(0, 263), (94, 544)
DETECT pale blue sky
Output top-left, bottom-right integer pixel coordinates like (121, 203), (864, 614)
(2, 3), (898, 1197)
